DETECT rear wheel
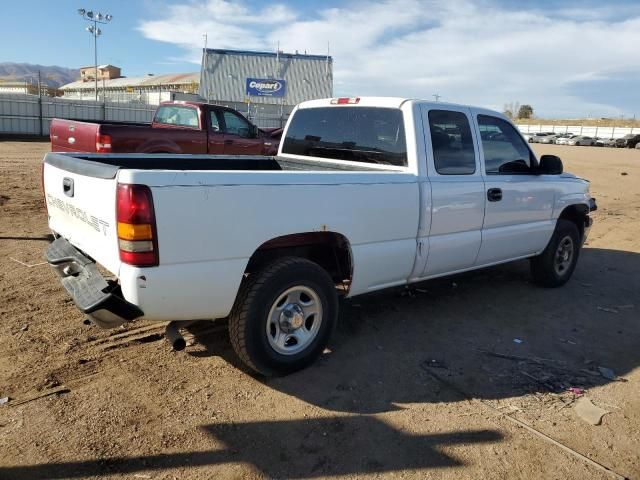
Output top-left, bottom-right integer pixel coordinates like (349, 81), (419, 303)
(229, 257), (338, 376)
(530, 219), (581, 287)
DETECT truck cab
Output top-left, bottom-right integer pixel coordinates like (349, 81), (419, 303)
(151, 102), (270, 155)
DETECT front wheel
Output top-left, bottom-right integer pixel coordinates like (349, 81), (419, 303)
(530, 219), (581, 287)
(229, 257), (338, 376)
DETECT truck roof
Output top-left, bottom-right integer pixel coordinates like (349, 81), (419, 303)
(158, 100), (231, 110)
(296, 96), (503, 117)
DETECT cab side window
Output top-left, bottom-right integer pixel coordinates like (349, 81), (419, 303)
(154, 105), (199, 128)
(428, 110), (476, 175)
(478, 115), (536, 174)
(210, 111), (221, 132)
(222, 111), (252, 138)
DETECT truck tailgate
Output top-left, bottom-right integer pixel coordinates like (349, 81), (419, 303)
(43, 155), (121, 274)
(50, 119), (99, 153)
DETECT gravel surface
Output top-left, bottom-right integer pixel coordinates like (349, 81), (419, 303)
(0, 141), (638, 479)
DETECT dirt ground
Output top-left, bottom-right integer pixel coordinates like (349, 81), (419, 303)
(0, 141), (638, 480)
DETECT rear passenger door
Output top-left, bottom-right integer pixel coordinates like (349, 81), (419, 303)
(420, 107), (485, 277)
(472, 111), (556, 264)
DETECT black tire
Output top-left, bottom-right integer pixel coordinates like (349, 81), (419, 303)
(530, 219), (581, 287)
(229, 257), (338, 376)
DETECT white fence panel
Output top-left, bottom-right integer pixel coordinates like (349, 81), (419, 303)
(0, 95), (156, 135)
(0, 115), (39, 135)
(517, 124), (638, 138)
(596, 127), (615, 138)
(104, 103), (155, 123)
(613, 127), (634, 137)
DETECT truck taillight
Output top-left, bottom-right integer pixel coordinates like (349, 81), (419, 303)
(96, 133), (112, 153)
(116, 184), (159, 266)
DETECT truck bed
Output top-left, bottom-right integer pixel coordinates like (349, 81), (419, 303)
(45, 152), (382, 178)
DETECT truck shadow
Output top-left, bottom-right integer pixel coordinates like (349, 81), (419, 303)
(0, 417), (502, 479)
(192, 247), (640, 413)
(1, 247), (635, 479)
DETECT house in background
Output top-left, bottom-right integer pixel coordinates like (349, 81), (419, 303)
(79, 64), (122, 81)
(0, 80), (59, 96)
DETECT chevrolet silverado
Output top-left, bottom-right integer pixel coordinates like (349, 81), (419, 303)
(43, 97), (596, 375)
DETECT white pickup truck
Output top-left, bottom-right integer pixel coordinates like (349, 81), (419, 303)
(43, 97), (596, 375)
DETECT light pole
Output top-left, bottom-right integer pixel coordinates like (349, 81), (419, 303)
(78, 9), (112, 101)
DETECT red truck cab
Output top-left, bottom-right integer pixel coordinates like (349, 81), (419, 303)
(50, 101), (280, 156)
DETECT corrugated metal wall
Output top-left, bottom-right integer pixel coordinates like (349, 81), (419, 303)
(0, 94), (156, 136)
(199, 49), (333, 108)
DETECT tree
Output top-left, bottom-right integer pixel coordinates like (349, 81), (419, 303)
(503, 101), (520, 119)
(518, 105), (534, 119)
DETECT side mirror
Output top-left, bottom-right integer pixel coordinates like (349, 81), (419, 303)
(250, 124), (259, 138)
(538, 155), (563, 175)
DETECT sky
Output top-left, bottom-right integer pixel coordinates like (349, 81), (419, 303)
(2, 0), (640, 118)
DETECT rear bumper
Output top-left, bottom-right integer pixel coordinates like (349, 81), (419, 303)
(45, 236), (143, 328)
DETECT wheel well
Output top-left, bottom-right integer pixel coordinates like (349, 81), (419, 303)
(559, 204), (588, 239)
(245, 232), (353, 294)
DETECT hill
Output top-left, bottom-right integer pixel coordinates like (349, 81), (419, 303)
(0, 62), (79, 88)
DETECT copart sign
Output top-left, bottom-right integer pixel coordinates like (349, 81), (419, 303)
(246, 78), (286, 98)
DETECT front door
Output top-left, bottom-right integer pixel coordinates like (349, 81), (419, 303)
(420, 106), (485, 277)
(220, 110), (263, 155)
(472, 111), (556, 265)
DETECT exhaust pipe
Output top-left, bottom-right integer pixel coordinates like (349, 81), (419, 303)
(165, 321), (188, 351)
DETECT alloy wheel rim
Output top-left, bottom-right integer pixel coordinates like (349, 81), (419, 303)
(266, 285), (323, 355)
(554, 236), (574, 276)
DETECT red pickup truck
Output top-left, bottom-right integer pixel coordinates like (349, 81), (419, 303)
(50, 101), (281, 155)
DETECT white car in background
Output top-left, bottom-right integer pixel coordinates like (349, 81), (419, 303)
(567, 135), (595, 146)
(555, 134), (577, 145)
(538, 134), (560, 144)
(520, 131), (535, 142)
(530, 132), (555, 143)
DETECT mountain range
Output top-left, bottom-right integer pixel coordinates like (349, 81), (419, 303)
(0, 62), (79, 87)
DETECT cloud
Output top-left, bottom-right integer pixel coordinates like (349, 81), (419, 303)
(137, 0), (297, 62)
(138, 0), (640, 117)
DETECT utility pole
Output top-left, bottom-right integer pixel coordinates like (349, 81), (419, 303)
(37, 70), (43, 136)
(202, 33), (209, 101)
(78, 9), (113, 102)
(433, 94), (441, 102)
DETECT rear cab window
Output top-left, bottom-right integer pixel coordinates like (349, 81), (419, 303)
(281, 106), (408, 167)
(154, 105), (199, 128)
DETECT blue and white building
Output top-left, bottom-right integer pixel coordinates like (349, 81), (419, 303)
(199, 48), (333, 127)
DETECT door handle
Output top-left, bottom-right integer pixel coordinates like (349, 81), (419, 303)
(487, 188), (502, 202)
(62, 177), (74, 197)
